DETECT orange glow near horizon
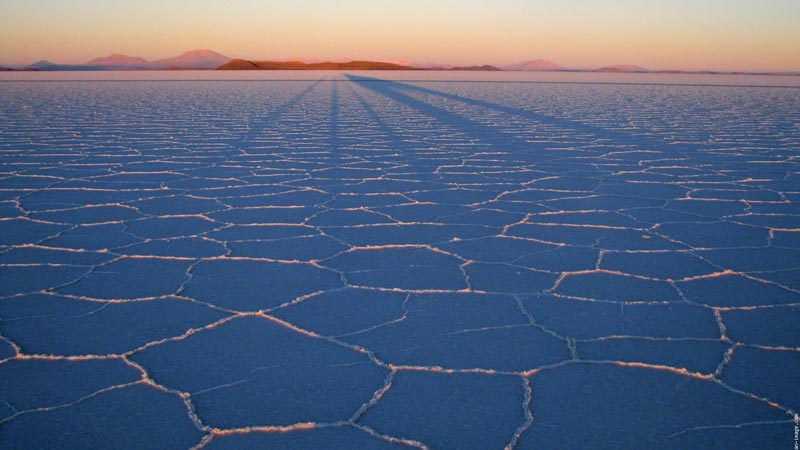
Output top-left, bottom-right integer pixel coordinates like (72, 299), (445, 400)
(0, 0), (798, 71)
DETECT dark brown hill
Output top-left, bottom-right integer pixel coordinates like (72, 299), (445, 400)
(217, 59), (421, 70)
(450, 65), (503, 71)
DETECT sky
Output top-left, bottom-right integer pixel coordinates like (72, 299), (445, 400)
(1, 0), (799, 71)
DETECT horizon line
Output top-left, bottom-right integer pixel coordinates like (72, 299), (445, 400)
(2, 49), (799, 74)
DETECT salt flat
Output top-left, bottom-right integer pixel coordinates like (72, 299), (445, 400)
(0, 72), (798, 449)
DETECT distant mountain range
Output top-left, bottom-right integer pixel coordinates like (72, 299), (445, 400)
(3, 50), (796, 75)
(447, 65), (501, 71)
(218, 60), (420, 71)
(26, 60), (60, 69)
(15, 49), (231, 71)
(596, 64), (650, 73)
(502, 59), (565, 71)
(85, 54), (150, 67)
(147, 49), (230, 69)
(219, 60), (511, 71)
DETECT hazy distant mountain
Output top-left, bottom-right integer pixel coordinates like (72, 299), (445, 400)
(23, 62), (107, 71)
(25, 60), (56, 69)
(12, 51), (795, 74)
(78, 49), (231, 70)
(597, 64), (650, 73)
(218, 59), (419, 71)
(151, 49), (230, 69)
(410, 61), (456, 69)
(18, 50), (230, 71)
(450, 65), (503, 71)
(86, 54), (150, 67)
(22, 60), (105, 71)
(503, 59), (564, 71)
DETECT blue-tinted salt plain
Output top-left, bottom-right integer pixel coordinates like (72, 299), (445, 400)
(0, 71), (799, 449)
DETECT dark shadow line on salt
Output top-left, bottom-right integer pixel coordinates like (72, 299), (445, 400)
(344, 74), (700, 153)
(237, 78), (327, 145)
(345, 74), (557, 153)
(343, 82), (402, 144)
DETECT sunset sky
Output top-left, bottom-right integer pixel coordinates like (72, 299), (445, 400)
(1, 0), (798, 71)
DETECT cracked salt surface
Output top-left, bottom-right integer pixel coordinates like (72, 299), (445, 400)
(0, 71), (798, 449)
